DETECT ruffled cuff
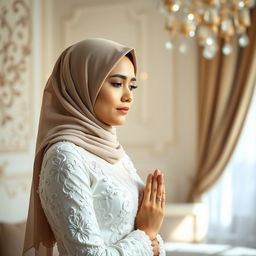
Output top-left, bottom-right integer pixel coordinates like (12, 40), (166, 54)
(127, 229), (153, 256)
(156, 234), (166, 256)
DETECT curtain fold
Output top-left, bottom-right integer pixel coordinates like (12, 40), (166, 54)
(188, 7), (256, 202)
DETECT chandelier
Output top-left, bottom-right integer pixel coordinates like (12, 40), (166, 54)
(159, 0), (256, 59)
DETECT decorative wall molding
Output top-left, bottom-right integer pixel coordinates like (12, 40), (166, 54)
(126, 9), (149, 125)
(0, 0), (32, 152)
(0, 161), (31, 198)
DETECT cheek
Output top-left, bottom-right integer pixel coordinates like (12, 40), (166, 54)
(99, 91), (116, 109)
(94, 88), (120, 119)
(101, 87), (121, 108)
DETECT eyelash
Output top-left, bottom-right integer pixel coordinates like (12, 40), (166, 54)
(111, 83), (138, 91)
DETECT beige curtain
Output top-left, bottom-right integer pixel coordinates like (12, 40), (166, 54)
(188, 7), (256, 202)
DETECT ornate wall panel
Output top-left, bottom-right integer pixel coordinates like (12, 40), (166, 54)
(0, 0), (32, 152)
(0, 161), (30, 197)
(0, 160), (31, 221)
(0, 0), (34, 222)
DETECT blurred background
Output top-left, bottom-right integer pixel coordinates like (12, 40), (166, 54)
(0, 0), (256, 255)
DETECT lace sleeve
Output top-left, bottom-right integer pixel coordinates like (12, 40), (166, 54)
(156, 234), (166, 256)
(38, 142), (153, 256)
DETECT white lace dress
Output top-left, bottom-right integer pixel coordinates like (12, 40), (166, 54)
(38, 141), (166, 256)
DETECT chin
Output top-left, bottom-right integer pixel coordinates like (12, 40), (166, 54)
(111, 118), (126, 126)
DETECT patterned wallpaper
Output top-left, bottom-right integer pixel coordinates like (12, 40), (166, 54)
(0, 0), (32, 152)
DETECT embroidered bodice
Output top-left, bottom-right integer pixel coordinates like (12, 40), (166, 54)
(38, 141), (165, 256)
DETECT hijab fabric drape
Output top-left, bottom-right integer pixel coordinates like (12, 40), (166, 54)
(23, 38), (137, 256)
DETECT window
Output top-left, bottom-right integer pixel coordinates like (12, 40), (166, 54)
(203, 88), (256, 248)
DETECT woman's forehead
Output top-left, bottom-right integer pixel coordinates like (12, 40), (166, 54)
(109, 56), (135, 75)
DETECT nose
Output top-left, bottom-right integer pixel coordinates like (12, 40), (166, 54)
(121, 86), (133, 103)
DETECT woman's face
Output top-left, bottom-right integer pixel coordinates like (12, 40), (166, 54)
(94, 56), (137, 126)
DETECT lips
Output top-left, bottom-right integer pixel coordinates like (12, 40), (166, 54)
(116, 107), (129, 111)
(116, 107), (129, 115)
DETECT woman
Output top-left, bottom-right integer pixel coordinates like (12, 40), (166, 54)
(23, 38), (166, 256)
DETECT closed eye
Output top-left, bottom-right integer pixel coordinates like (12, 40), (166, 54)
(111, 83), (138, 90)
(111, 83), (122, 88)
(129, 85), (138, 91)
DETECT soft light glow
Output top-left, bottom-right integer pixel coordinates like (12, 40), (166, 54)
(239, 1), (245, 8)
(160, 0), (255, 58)
(187, 13), (195, 21)
(206, 37), (214, 46)
(172, 3), (180, 12)
(203, 47), (216, 59)
(189, 30), (195, 37)
(239, 33), (249, 47)
(179, 44), (187, 53)
(165, 243), (256, 255)
(222, 42), (232, 55)
(165, 41), (174, 50)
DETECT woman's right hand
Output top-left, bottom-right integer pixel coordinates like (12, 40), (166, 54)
(135, 169), (165, 240)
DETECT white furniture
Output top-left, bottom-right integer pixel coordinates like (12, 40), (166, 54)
(161, 203), (208, 243)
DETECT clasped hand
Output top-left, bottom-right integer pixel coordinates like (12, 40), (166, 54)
(135, 169), (165, 256)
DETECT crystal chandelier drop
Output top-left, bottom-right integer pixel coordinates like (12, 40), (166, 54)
(159, 0), (256, 59)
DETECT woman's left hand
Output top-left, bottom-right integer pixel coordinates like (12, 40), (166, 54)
(135, 169), (165, 239)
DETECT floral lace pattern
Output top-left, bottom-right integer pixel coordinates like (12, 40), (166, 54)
(156, 234), (166, 256)
(39, 141), (165, 255)
(68, 207), (92, 243)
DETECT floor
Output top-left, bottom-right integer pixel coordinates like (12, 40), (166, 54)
(165, 243), (256, 256)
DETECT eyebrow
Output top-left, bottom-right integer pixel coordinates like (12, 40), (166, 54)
(109, 74), (136, 81)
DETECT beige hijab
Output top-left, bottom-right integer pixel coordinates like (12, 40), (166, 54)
(23, 38), (137, 256)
